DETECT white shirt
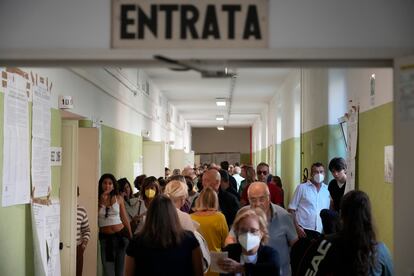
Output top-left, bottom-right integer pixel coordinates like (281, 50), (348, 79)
(288, 181), (331, 233)
(232, 173), (245, 191)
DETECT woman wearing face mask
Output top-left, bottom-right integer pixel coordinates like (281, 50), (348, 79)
(218, 208), (280, 276)
(130, 176), (160, 234)
(98, 173), (132, 276)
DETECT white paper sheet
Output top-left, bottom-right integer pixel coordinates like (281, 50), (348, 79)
(209, 251), (228, 273)
(32, 84), (51, 197)
(384, 145), (394, 183)
(32, 200), (61, 276)
(2, 74), (30, 206)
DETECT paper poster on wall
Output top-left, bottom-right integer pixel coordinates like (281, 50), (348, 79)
(2, 73), (31, 207)
(31, 200), (61, 276)
(50, 147), (62, 166)
(384, 145), (394, 183)
(344, 105), (359, 193)
(32, 83), (52, 197)
(133, 158), (143, 177)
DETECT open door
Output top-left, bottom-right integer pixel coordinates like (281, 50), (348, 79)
(60, 120), (78, 276)
(393, 55), (414, 275)
(78, 127), (99, 276)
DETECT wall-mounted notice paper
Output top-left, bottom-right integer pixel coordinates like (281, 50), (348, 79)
(32, 200), (61, 276)
(2, 73), (30, 207)
(384, 145), (393, 184)
(32, 84), (52, 197)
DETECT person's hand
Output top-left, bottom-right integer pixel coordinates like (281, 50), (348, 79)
(217, 257), (243, 273)
(81, 241), (88, 251)
(296, 225), (307, 238)
(132, 213), (145, 224)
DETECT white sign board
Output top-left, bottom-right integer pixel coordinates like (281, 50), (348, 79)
(112, 0), (268, 48)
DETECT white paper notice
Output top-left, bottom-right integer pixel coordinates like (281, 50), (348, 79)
(210, 251), (228, 273)
(32, 201), (61, 276)
(384, 145), (394, 184)
(2, 74), (30, 207)
(32, 84), (51, 197)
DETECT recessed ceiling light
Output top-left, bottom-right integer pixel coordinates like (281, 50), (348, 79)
(217, 126), (224, 131)
(216, 98), (226, 107)
(216, 115), (224, 121)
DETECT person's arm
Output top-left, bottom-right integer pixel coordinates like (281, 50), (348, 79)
(80, 208), (91, 249)
(125, 255), (135, 276)
(288, 185), (306, 238)
(191, 246), (204, 276)
(118, 196), (132, 238)
(288, 209), (306, 238)
(244, 247), (280, 276)
(217, 257), (244, 274)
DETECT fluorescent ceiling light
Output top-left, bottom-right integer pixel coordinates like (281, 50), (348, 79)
(216, 115), (224, 121)
(216, 98), (226, 107)
(217, 126), (224, 131)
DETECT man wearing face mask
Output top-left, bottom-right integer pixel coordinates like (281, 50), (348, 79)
(288, 162), (331, 240)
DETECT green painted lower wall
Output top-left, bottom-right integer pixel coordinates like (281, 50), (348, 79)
(301, 124), (346, 183)
(280, 138), (301, 204)
(101, 125), (143, 182)
(357, 103), (393, 252)
(300, 103), (393, 253)
(0, 96), (62, 275)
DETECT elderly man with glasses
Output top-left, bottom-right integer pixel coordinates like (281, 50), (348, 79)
(225, 182), (298, 276)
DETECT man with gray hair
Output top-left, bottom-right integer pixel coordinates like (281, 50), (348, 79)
(225, 182), (298, 276)
(232, 166), (244, 192)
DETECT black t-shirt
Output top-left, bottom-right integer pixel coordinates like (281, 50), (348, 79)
(328, 179), (346, 212)
(126, 230), (199, 276)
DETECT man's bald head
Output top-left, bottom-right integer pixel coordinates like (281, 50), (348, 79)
(202, 169), (221, 192)
(247, 182), (271, 214)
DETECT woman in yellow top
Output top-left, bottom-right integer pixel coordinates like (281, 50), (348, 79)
(191, 187), (229, 276)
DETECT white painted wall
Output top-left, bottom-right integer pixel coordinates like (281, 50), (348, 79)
(1, 0), (413, 53)
(302, 68), (393, 132)
(16, 67), (189, 147)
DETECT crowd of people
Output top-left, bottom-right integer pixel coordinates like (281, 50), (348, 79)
(88, 158), (393, 276)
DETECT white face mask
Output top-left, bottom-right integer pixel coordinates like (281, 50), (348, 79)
(238, 232), (261, 252)
(313, 173), (324, 183)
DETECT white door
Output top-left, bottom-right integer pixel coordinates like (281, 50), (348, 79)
(393, 55), (414, 275)
(78, 127), (99, 276)
(60, 120), (78, 276)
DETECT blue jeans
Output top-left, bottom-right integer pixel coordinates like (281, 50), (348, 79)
(99, 233), (129, 276)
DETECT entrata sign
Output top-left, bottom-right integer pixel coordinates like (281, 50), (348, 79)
(112, 0), (268, 48)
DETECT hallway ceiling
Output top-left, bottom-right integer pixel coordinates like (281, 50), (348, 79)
(145, 67), (294, 127)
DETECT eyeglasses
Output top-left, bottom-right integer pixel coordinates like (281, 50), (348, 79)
(239, 228), (261, 236)
(249, 196), (268, 203)
(257, 170), (268, 175)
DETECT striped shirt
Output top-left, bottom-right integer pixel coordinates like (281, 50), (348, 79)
(77, 205), (91, 245)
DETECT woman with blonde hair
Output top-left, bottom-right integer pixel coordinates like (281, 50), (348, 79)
(164, 180), (196, 232)
(191, 187), (229, 276)
(218, 208), (280, 276)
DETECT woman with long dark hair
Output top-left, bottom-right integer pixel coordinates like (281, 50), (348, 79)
(98, 173), (132, 276)
(125, 195), (203, 276)
(333, 190), (393, 275)
(291, 190), (393, 276)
